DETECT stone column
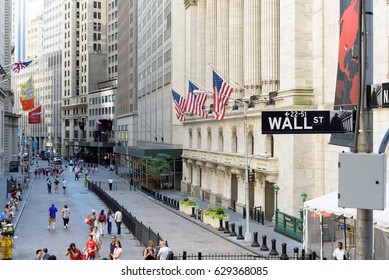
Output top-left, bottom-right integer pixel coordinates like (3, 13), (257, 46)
(206, 0), (217, 89)
(260, 0), (280, 95)
(217, 0), (229, 75)
(196, 0), (207, 87)
(243, 0), (261, 97)
(210, 167), (218, 205)
(185, 0), (198, 81)
(236, 173), (246, 213)
(229, 0), (244, 99)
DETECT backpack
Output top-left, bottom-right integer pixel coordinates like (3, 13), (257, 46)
(98, 215), (104, 222)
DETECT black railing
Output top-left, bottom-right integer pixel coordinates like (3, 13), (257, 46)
(243, 206), (265, 225)
(88, 181), (163, 248)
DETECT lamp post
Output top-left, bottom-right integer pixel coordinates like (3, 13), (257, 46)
(274, 185), (280, 226)
(246, 152), (272, 242)
(274, 185), (280, 211)
(300, 192), (308, 220)
(194, 88), (270, 243)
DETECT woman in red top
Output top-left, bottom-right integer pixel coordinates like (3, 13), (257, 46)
(83, 235), (97, 260)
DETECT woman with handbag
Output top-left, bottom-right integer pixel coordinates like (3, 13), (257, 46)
(86, 210), (96, 233)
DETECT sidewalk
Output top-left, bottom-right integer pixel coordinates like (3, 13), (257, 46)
(88, 165), (303, 256)
(6, 161), (142, 260)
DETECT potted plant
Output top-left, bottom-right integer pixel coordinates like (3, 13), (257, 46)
(179, 197), (199, 215)
(202, 205), (229, 229)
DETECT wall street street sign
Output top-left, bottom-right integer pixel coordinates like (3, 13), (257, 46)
(262, 110), (354, 134)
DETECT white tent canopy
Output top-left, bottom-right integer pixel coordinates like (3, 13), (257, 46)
(304, 191), (389, 227)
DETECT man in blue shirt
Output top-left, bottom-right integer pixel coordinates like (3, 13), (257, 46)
(48, 204), (58, 230)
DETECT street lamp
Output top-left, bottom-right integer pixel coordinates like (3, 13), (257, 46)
(274, 185), (280, 211)
(300, 192), (308, 219)
(194, 89), (269, 242)
(274, 184), (280, 226)
(246, 152), (272, 242)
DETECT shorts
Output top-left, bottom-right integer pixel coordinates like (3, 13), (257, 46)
(49, 217), (56, 223)
(63, 186), (66, 189)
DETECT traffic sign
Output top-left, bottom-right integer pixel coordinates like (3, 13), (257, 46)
(262, 110), (354, 134)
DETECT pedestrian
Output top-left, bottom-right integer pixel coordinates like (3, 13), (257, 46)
(61, 204), (70, 228)
(332, 241), (345, 260)
(48, 203), (58, 230)
(65, 243), (81, 260)
(42, 248), (50, 260)
(92, 226), (102, 259)
(62, 179), (67, 194)
(110, 240), (122, 260)
(46, 177), (52, 193)
(156, 240), (172, 260)
(114, 209), (123, 235)
(108, 177), (113, 191)
(84, 175), (89, 188)
(143, 240), (156, 260)
(108, 235), (117, 260)
(35, 249), (43, 260)
(106, 208), (114, 235)
(54, 176), (59, 193)
(83, 234), (97, 260)
(86, 210), (96, 233)
(97, 209), (107, 235)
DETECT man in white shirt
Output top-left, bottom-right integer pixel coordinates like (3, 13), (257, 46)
(332, 241), (345, 260)
(114, 210), (123, 235)
(157, 240), (172, 260)
(108, 178), (113, 191)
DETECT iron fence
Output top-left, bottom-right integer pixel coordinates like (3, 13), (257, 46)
(88, 181), (162, 248)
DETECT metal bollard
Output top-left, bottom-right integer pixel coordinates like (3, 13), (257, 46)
(301, 249), (306, 260)
(252, 232), (260, 247)
(191, 206), (196, 218)
(230, 223), (237, 237)
(293, 247), (299, 259)
(280, 243), (289, 260)
(198, 252), (202, 260)
(237, 225), (244, 240)
(260, 235), (269, 251)
(183, 251), (187, 260)
(223, 221), (230, 234)
(218, 218), (224, 231)
(269, 239), (278, 256)
(197, 209), (202, 220)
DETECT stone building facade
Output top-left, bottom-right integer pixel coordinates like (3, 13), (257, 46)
(181, 0), (389, 219)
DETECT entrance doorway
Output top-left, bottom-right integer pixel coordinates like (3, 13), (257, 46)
(264, 182), (275, 220)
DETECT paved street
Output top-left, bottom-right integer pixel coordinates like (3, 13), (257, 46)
(2, 159), (302, 260)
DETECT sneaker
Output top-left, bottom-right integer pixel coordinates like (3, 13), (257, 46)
(48, 226), (50, 230)
(64, 226), (66, 229)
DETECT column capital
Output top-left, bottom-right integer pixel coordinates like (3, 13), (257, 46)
(184, 0), (197, 9)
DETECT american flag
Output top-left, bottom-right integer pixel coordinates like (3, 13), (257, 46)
(11, 60), (33, 73)
(213, 71), (233, 121)
(186, 81), (208, 118)
(172, 90), (187, 122)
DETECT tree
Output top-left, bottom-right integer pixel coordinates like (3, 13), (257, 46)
(141, 153), (172, 188)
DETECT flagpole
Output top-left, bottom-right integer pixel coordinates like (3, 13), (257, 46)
(208, 63), (264, 99)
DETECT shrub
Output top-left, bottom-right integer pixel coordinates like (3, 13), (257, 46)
(180, 198), (198, 207)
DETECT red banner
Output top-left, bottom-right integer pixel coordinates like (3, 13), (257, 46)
(28, 106), (41, 124)
(334, 0), (360, 109)
(20, 97), (35, 111)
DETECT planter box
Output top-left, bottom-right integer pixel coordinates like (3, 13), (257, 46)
(179, 203), (198, 216)
(202, 213), (229, 229)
